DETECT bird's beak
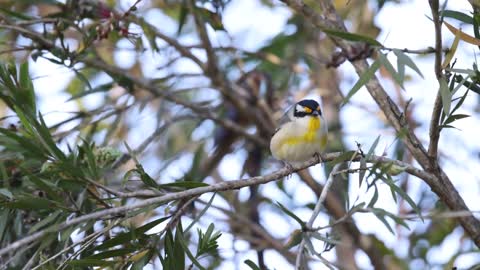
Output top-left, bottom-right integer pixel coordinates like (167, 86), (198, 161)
(312, 111), (319, 116)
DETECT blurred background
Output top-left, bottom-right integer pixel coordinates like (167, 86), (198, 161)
(0, 0), (479, 269)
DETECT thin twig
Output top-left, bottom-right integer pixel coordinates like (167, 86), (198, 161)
(83, 57), (269, 147)
(295, 164), (341, 269)
(157, 195), (199, 236)
(380, 46), (449, 55)
(195, 199), (297, 263)
(279, 0), (480, 248)
(0, 152), (434, 257)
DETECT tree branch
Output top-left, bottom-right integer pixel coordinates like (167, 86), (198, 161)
(297, 170), (387, 269)
(278, 0), (480, 248)
(0, 152), (434, 257)
(296, 164), (341, 269)
(427, 0), (444, 160)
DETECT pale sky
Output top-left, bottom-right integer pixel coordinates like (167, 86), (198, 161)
(27, 0), (480, 269)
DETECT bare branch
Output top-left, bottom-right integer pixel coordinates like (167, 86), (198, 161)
(427, 0), (444, 160)
(0, 152), (433, 257)
(296, 163), (341, 269)
(380, 46), (449, 55)
(278, 0), (480, 248)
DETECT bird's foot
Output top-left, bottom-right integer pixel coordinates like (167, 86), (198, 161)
(284, 161), (294, 179)
(314, 152), (323, 163)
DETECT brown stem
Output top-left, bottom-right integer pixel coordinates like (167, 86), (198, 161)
(427, 0), (444, 160)
(278, 0), (480, 248)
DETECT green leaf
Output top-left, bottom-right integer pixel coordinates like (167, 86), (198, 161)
(442, 10), (474, 24)
(450, 89), (469, 115)
(371, 207), (410, 234)
(19, 62), (36, 113)
(0, 210), (10, 241)
(196, 223), (221, 257)
(378, 53), (404, 88)
(124, 142), (157, 187)
(88, 248), (137, 259)
(438, 124), (457, 129)
(343, 59), (381, 105)
(393, 49), (424, 78)
(371, 209), (395, 234)
(195, 7), (225, 31)
(82, 143), (99, 180)
(131, 249), (153, 270)
(327, 150), (357, 166)
(284, 229), (303, 249)
(158, 181), (209, 189)
(174, 224), (197, 270)
(6, 196), (55, 210)
(323, 29), (382, 46)
(28, 210), (63, 234)
(361, 135), (381, 187)
(473, 12), (480, 40)
(0, 188), (13, 199)
(365, 135), (380, 161)
(439, 77), (452, 115)
(443, 114), (470, 125)
(367, 185), (379, 208)
(72, 69), (93, 92)
(311, 232), (341, 246)
(359, 156), (367, 187)
(184, 193), (216, 233)
(37, 112), (66, 161)
(137, 216), (171, 234)
(95, 216), (170, 250)
(244, 260), (262, 270)
(136, 164), (158, 188)
(177, 4), (189, 35)
(276, 202), (305, 227)
(382, 176), (423, 221)
(68, 259), (117, 266)
(67, 82), (113, 101)
(0, 7), (33, 20)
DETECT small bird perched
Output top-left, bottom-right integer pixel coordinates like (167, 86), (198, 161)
(270, 99), (328, 163)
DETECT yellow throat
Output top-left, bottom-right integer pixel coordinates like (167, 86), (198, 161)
(283, 117), (321, 146)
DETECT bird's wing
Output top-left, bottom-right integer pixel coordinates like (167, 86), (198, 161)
(273, 105), (294, 134)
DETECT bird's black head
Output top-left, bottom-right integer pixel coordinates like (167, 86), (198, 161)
(293, 99), (322, 117)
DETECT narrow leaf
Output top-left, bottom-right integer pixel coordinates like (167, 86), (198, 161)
(184, 193), (216, 233)
(323, 29), (382, 46)
(372, 211), (395, 234)
(444, 21), (480, 45)
(244, 260), (262, 270)
(359, 156), (367, 187)
(442, 25), (461, 68)
(343, 59), (381, 105)
(284, 229), (303, 249)
(393, 49), (424, 78)
(68, 259), (116, 266)
(158, 181), (209, 189)
(378, 53), (404, 88)
(367, 185), (379, 208)
(442, 10), (474, 24)
(365, 135), (381, 161)
(276, 202), (305, 227)
(444, 114), (470, 125)
(439, 77), (451, 115)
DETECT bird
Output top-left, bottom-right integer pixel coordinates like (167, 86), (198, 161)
(270, 99), (328, 163)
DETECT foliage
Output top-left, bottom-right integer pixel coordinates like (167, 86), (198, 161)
(0, 0), (479, 269)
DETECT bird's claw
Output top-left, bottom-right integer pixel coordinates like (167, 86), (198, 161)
(284, 162), (294, 179)
(314, 152), (323, 163)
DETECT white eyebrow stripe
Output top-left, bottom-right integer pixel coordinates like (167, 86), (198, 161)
(296, 104), (308, 112)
